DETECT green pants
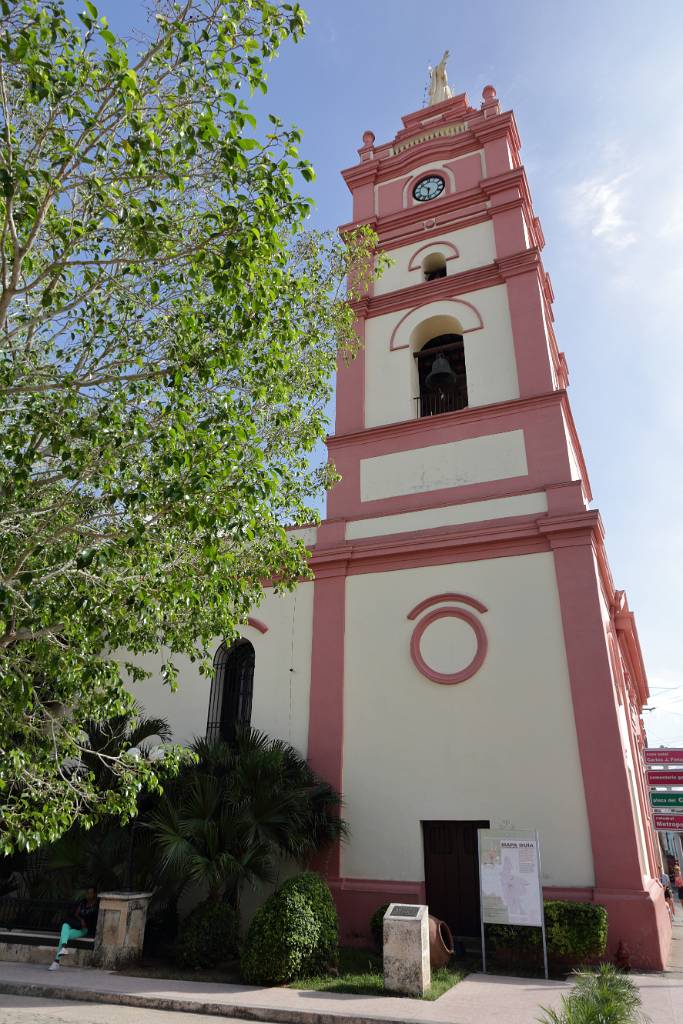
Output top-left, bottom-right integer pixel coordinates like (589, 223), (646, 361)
(56, 922), (87, 958)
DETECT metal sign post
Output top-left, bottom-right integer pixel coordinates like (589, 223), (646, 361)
(535, 830), (549, 981)
(477, 830), (487, 975)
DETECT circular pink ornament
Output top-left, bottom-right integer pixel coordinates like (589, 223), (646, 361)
(410, 606), (488, 685)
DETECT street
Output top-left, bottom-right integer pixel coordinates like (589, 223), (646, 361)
(0, 994), (258, 1024)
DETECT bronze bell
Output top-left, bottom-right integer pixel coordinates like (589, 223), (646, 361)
(425, 354), (457, 391)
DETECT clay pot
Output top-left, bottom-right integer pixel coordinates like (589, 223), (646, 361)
(428, 915), (454, 968)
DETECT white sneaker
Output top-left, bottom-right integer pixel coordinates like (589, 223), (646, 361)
(60, 948), (72, 956)
(48, 961), (60, 971)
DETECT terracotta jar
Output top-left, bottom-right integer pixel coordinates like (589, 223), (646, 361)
(428, 915), (454, 968)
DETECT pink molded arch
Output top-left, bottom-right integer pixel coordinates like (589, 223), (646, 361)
(389, 298), (484, 351)
(246, 617), (268, 634)
(408, 240), (459, 271)
(407, 593), (488, 619)
(402, 165), (456, 208)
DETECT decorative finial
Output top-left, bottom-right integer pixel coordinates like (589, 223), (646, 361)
(482, 84), (497, 101)
(361, 130), (375, 148)
(427, 51), (453, 106)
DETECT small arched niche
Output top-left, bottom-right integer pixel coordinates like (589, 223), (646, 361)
(412, 314), (468, 418)
(422, 252), (447, 282)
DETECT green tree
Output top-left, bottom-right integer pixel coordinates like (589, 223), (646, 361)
(150, 729), (346, 905)
(0, 0), (379, 853)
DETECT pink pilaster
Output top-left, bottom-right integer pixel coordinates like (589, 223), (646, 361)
(547, 529), (668, 967)
(307, 530), (348, 878)
(504, 270), (555, 397)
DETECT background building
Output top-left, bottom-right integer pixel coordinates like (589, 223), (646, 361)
(134, 81), (671, 969)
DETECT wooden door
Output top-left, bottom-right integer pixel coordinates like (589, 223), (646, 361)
(422, 819), (489, 938)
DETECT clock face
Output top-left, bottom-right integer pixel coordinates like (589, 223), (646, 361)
(413, 175), (445, 202)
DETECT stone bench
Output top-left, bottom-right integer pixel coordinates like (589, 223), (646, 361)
(0, 929), (95, 966)
(0, 892), (152, 968)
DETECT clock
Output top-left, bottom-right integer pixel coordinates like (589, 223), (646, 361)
(412, 175), (445, 202)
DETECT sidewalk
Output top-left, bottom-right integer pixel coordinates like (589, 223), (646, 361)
(0, 921), (680, 1024)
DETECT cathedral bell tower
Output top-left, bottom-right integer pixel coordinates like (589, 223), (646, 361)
(300, 71), (670, 967)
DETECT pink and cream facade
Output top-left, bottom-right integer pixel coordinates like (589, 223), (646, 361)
(136, 87), (671, 967)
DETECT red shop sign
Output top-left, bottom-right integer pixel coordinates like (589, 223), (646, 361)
(644, 748), (683, 766)
(653, 813), (683, 831)
(647, 770), (683, 787)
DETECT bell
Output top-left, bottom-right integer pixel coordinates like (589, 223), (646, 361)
(425, 354), (457, 391)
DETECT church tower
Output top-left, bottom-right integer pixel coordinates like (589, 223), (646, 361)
(302, 79), (671, 966)
(134, 68), (672, 969)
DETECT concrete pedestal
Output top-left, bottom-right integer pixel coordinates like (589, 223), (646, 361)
(93, 891), (152, 969)
(383, 903), (430, 997)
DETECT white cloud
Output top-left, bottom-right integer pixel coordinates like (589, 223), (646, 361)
(566, 173), (637, 249)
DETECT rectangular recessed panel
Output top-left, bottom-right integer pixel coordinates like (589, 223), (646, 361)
(346, 492), (547, 540)
(390, 905), (421, 918)
(360, 430), (528, 503)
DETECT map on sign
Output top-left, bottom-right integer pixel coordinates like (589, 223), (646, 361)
(479, 830), (543, 927)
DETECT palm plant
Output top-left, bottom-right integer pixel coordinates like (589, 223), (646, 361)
(80, 703), (173, 790)
(538, 964), (647, 1024)
(12, 704), (173, 898)
(149, 727), (347, 907)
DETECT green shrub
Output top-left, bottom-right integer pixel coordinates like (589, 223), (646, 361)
(278, 872), (339, 971)
(487, 901), (607, 962)
(241, 872), (339, 985)
(175, 899), (239, 969)
(370, 903), (389, 951)
(538, 964), (643, 1024)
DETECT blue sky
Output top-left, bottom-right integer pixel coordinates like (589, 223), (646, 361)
(97, 0), (683, 745)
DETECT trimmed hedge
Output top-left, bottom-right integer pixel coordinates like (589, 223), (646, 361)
(241, 872), (339, 985)
(370, 903), (390, 951)
(175, 899), (239, 969)
(487, 900), (608, 962)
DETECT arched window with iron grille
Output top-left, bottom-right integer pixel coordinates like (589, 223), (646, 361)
(206, 639), (254, 744)
(414, 333), (468, 417)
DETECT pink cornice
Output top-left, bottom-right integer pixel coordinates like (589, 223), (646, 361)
(407, 240), (460, 270)
(340, 109), (519, 190)
(328, 389), (565, 450)
(389, 297), (484, 350)
(366, 265), (502, 320)
(309, 509), (604, 579)
(613, 591), (649, 707)
(360, 251), (544, 323)
(342, 165), (529, 239)
(246, 617), (268, 634)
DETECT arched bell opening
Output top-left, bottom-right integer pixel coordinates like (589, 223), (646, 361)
(422, 252), (447, 282)
(414, 333), (468, 417)
(206, 638), (254, 744)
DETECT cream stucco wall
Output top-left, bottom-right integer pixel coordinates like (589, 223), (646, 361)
(359, 429), (528, 502)
(341, 553), (595, 888)
(364, 285), (519, 428)
(373, 222), (496, 297)
(346, 492), (547, 540)
(122, 583), (315, 754)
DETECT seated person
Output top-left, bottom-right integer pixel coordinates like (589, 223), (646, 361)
(49, 885), (99, 970)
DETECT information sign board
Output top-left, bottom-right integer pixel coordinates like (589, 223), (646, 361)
(478, 830), (543, 927)
(650, 793), (683, 808)
(653, 813), (683, 831)
(645, 748), (683, 766)
(646, 770), (683, 787)
(478, 828), (548, 980)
